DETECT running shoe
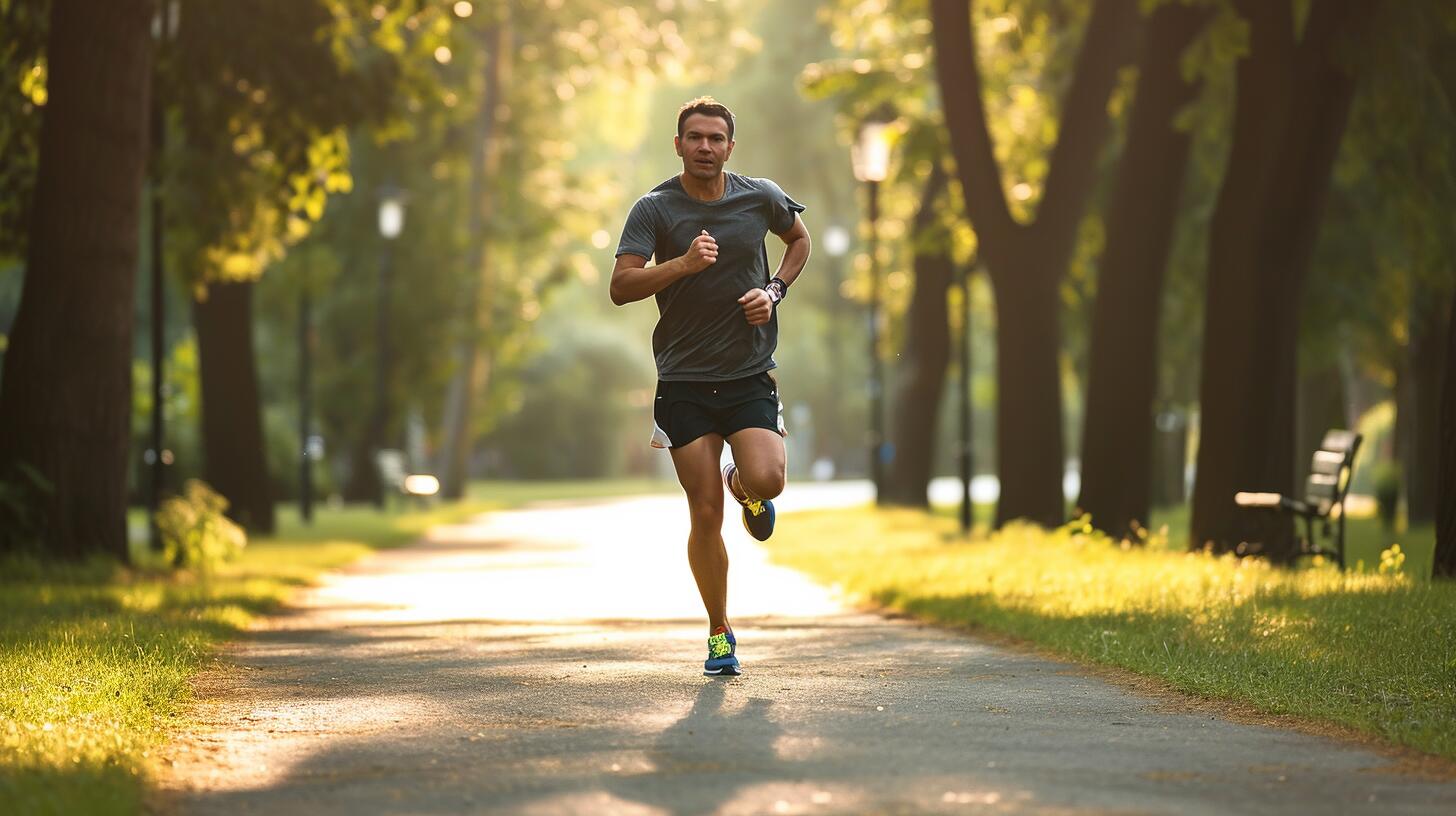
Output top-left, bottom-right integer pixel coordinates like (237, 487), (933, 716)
(703, 627), (740, 676)
(722, 462), (776, 541)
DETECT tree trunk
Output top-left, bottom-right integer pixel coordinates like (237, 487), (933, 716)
(1190, 0), (1365, 562)
(931, 0), (1139, 528)
(0, 0), (153, 560)
(1296, 359), (1347, 475)
(193, 280), (275, 533)
(1434, 287), (1456, 578)
(1077, 2), (1210, 537)
(1404, 287), (1447, 526)
(439, 20), (505, 500)
(884, 168), (952, 507)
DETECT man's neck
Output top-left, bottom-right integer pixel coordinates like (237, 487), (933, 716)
(679, 171), (727, 202)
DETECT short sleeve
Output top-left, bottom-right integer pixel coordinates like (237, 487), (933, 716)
(615, 196), (658, 260)
(760, 178), (806, 235)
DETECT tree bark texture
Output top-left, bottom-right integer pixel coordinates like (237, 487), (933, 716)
(193, 280), (275, 533)
(1189, 0), (1367, 561)
(1077, 2), (1210, 538)
(883, 168), (952, 507)
(1403, 288), (1447, 526)
(1434, 288), (1456, 578)
(932, 0), (1139, 527)
(0, 0), (154, 559)
(439, 21), (505, 499)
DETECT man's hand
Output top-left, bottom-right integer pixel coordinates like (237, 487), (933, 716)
(738, 287), (773, 326)
(682, 230), (718, 273)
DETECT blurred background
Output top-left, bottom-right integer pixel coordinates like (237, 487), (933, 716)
(0, 0), (1452, 569)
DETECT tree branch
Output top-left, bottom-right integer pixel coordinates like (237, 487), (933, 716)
(930, 0), (1017, 261)
(1033, 0), (1140, 258)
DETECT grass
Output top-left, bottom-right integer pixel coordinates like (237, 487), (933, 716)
(2, 478), (675, 815)
(768, 507), (1456, 760)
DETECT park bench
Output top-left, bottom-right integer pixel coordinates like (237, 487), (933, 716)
(1234, 429), (1362, 567)
(375, 448), (441, 509)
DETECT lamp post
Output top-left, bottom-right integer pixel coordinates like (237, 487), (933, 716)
(298, 250), (314, 525)
(821, 224), (850, 476)
(851, 122), (891, 502)
(959, 264), (976, 534)
(147, 0), (181, 551)
(373, 188), (406, 509)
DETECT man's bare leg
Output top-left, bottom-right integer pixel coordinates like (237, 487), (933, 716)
(725, 427), (787, 502)
(669, 433), (730, 633)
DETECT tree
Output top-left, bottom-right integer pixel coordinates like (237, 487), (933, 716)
(1076, 1), (1210, 537)
(883, 165), (953, 506)
(931, 0), (1139, 526)
(1189, 0), (1370, 558)
(1436, 287), (1456, 578)
(0, 0), (154, 558)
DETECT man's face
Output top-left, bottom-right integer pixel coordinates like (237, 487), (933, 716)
(674, 113), (734, 180)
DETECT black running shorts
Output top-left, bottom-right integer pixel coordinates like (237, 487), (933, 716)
(651, 371), (786, 449)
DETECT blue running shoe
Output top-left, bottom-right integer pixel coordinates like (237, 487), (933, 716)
(704, 628), (740, 676)
(722, 463), (776, 541)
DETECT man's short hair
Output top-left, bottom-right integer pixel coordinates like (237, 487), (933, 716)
(677, 96), (735, 141)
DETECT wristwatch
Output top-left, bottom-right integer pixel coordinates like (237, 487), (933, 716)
(766, 277), (788, 305)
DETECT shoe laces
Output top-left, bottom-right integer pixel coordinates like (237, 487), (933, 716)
(745, 499), (765, 516)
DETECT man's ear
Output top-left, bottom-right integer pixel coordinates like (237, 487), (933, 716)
(674, 135), (683, 157)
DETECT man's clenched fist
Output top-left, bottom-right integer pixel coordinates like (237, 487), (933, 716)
(683, 230), (718, 273)
(738, 287), (773, 326)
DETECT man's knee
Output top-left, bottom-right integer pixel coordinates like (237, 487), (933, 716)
(687, 496), (723, 528)
(739, 464), (786, 500)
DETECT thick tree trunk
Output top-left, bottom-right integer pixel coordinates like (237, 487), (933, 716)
(0, 0), (153, 560)
(990, 264), (1066, 526)
(1077, 2), (1210, 537)
(1404, 289), (1447, 526)
(439, 21), (505, 499)
(883, 170), (952, 507)
(193, 280), (275, 533)
(1190, 0), (1365, 561)
(1434, 288), (1456, 578)
(932, 0), (1138, 527)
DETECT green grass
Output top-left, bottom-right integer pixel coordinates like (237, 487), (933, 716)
(2, 478), (674, 815)
(769, 507), (1456, 760)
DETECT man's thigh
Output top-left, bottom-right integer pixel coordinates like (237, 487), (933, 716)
(669, 432), (726, 503)
(725, 427), (786, 482)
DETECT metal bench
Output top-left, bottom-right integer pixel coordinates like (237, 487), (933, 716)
(375, 448), (441, 509)
(1234, 429), (1362, 567)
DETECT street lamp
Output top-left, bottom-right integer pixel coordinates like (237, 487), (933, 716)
(821, 225), (851, 478)
(147, 0), (181, 552)
(852, 121), (891, 503)
(958, 264), (976, 534)
(372, 187), (406, 509)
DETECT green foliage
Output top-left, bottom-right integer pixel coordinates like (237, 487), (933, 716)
(154, 480), (247, 569)
(0, 460), (51, 554)
(487, 320), (650, 479)
(0, 0), (48, 262)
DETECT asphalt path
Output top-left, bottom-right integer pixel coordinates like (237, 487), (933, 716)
(159, 488), (1456, 815)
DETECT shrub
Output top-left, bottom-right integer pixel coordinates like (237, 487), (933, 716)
(154, 479), (246, 569)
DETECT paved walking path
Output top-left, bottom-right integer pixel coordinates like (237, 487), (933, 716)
(160, 490), (1456, 815)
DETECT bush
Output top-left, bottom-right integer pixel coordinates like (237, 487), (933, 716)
(154, 479), (246, 569)
(0, 461), (52, 553)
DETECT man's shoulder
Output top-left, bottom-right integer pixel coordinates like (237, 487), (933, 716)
(644, 176), (683, 197)
(730, 173), (784, 193)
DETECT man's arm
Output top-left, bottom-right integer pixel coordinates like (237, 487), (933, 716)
(771, 213), (811, 286)
(610, 231), (719, 306)
(738, 214), (811, 326)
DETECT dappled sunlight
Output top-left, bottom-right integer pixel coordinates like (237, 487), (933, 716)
(307, 495), (847, 627)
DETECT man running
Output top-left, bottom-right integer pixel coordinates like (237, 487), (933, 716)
(610, 97), (811, 676)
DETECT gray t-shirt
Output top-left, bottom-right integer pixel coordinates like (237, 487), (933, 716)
(616, 172), (805, 382)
